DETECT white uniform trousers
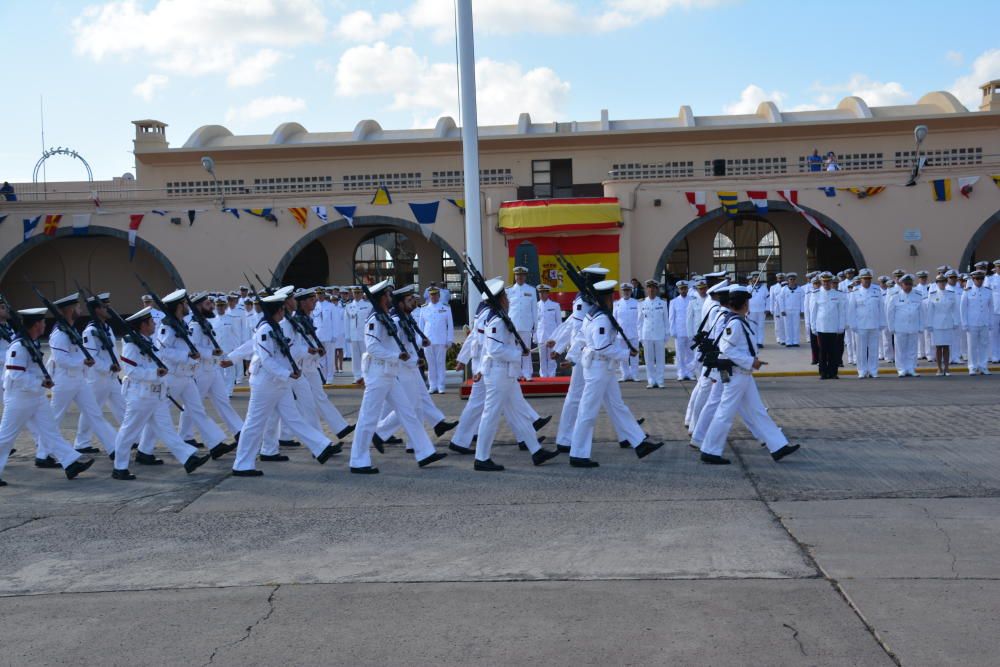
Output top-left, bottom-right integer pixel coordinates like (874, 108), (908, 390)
(221, 362), (238, 395)
(180, 365), (243, 438)
(773, 314), (784, 344)
(688, 374), (714, 434)
(748, 312), (766, 345)
(880, 328), (893, 360)
(701, 373), (788, 457)
(516, 331), (534, 378)
(0, 390), (82, 476)
(38, 375), (118, 458)
(684, 369), (706, 427)
(233, 375), (332, 471)
(783, 311), (801, 345)
(845, 329), (856, 364)
(967, 327), (990, 373)
(556, 365), (586, 446)
(320, 344), (335, 381)
(539, 347), (558, 378)
(349, 372), (436, 469)
(260, 375), (326, 454)
(113, 392), (198, 470)
(673, 337), (693, 380)
(350, 341), (365, 381)
(474, 364), (541, 462)
(305, 367), (349, 435)
(991, 314), (1000, 362)
(375, 366), (445, 437)
(951, 333), (963, 364)
(426, 344), (447, 392)
(918, 328), (929, 359)
(855, 329), (881, 378)
(451, 377), (485, 447)
(74, 372), (125, 450)
(642, 339), (665, 386)
(141, 374), (225, 452)
(892, 333), (918, 375)
(691, 379), (724, 445)
(569, 361), (645, 460)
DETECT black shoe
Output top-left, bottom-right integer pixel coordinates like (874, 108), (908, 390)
(385, 436), (403, 445)
(771, 444), (801, 461)
(34, 457), (60, 469)
(315, 443), (342, 464)
(569, 456), (599, 468)
(233, 431), (240, 443)
(64, 458), (94, 480)
(418, 451), (448, 467)
(372, 433), (386, 454)
(279, 439), (301, 448)
(532, 415), (552, 431)
(75, 446), (100, 454)
(136, 452), (164, 466)
(471, 435), (477, 443)
(260, 454), (289, 462)
(350, 466), (379, 475)
(700, 453), (731, 465)
(474, 458), (505, 472)
(131, 443), (139, 450)
(185, 439), (205, 449)
(232, 469), (264, 477)
(636, 417), (645, 426)
(209, 442), (237, 460)
(448, 443), (474, 455)
(336, 424), (356, 440)
(556, 444), (571, 453)
(108, 452), (115, 461)
(518, 442), (528, 451)
(111, 469), (136, 481)
(433, 420), (458, 438)
(405, 448), (414, 454)
(183, 453), (211, 474)
(0, 479), (7, 487)
(635, 440), (664, 459)
(531, 448), (560, 466)
(618, 440), (631, 449)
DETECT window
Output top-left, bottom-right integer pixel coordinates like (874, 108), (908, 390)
(893, 147), (982, 168)
(703, 157), (787, 177)
(610, 162), (695, 180)
(441, 250), (464, 297)
(343, 172), (422, 191)
(353, 231), (419, 287)
(662, 238), (690, 282)
(253, 176), (333, 193)
(166, 179), (245, 197)
(431, 169), (513, 188)
(532, 159), (573, 198)
(712, 218), (781, 279)
(798, 153), (883, 172)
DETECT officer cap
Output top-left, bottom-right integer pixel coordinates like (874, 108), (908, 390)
(811, 275), (821, 284)
(315, 286), (327, 294)
(593, 279), (617, 295)
(352, 285), (363, 292)
(858, 268), (873, 278)
(706, 279), (730, 295)
(190, 291), (210, 305)
(944, 269), (958, 278)
(878, 276), (889, 284)
(141, 294), (153, 302)
(52, 293), (79, 308)
(844, 268), (856, 275)
(239, 285), (249, 291)
(900, 274), (914, 283)
(125, 306), (153, 325)
(483, 277), (505, 298)
(162, 289), (187, 305)
(428, 286), (440, 294)
(819, 271), (834, 281)
(513, 266), (528, 275)
(695, 278), (708, 288)
(935, 274), (947, 282)
(228, 292), (239, 299)
(214, 296), (227, 304)
(538, 284), (552, 291)
(644, 279), (659, 288)
(892, 269), (905, 277)
(973, 261), (988, 268)
(581, 264), (609, 276)
(293, 287), (316, 301)
(994, 259), (1000, 266)
(368, 279), (393, 297)
(676, 280), (688, 288)
(970, 269), (986, 278)
(915, 270), (928, 278)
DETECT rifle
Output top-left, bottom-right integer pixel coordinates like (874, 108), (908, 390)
(106, 305), (184, 411)
(182, 290), (223, 355)
(554, 253), (638, 355)
(0, 294), (53, 385)
(27, 278), (95, 364)
(135, 275), (200, 358)
(461, 253), (530, 354)
(361, 283), (408, 356)
(75, 282), (121, 375)
(256, 272), (276, 294)
(394, 306), (428, 379)
(243, 276), (300, 377)
(291, 310), (326, 384)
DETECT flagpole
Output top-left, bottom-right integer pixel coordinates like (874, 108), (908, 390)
(456, 0), (483, 321)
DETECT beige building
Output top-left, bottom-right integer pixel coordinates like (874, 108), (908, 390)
(2, 81), (1000, 320)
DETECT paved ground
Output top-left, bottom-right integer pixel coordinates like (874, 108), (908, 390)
(2, 343), (999, 665)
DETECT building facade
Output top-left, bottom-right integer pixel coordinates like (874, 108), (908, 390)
(2, 82), (999, 319)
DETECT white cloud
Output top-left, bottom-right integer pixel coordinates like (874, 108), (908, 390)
(226, 48), (286, 87)
(334, 42), (570, 125)
(225, 96), (306, 125)
(333, 10), (405, 42)
(811, 74), (912, 107)
(945, 50), (964, 66)
(723, 84), (785, 114)
(950, 48), (1000, 109)
(73, 0), (326, 78)
(132, 73), (168, 101)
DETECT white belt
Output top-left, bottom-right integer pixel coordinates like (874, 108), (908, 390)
(54, 366), (84, 378)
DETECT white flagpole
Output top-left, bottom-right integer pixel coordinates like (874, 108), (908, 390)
(456, 0), (483, 321)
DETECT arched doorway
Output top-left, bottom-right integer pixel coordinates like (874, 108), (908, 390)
(282, 239), (329, 288)
(711, 216), (782, 279)
(354, 230), (420, 287)
(960, 209), (1000, 271)
(806, 227), (855, 274)
(0, 227), (180, 313)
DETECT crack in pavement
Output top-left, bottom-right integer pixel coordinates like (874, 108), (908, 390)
(0, 517), (43, 536)
(915, 502), (960, 579)
(202, 584), (280, 666)
(782, 622), (806, 656)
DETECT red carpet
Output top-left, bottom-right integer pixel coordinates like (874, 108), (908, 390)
(460, 376), (570, 399)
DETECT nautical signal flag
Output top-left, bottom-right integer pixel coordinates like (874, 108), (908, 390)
(22, 215), (41, 241)
(447, 198), (465, 213)
(746, 191), (768, 215)
(930, 179), (951, 202)
(128, 214), (144, 261)
(992, 175), (1000, 188)
(958, 176), (979, 198)
(845, 186), (885, 199)
(43, 214), (62, 237)
(777, 190), (832, 238)
(717, 192), (739, 217)
(408, 201), (439, 239)
(311, 205), (328, 223)
(223, 208), (240, 219)
(371, 185), (392, 206)
(289, 207), (309, 228)
(334, 205), (356, 227)
(245, 208), (277, 224)
(819, 186), (836, 197)
(71, 213), (91, 236)
(684, 191), (707, 216)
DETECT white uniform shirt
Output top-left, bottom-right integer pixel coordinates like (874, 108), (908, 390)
(637, 296), (668, 340)
(483, 310), (524, 377)
(686, 294), (707, 338)
(847, 285), (886, 330)
(960, 284), (993, 328)
(667, 294), (689, 338)
(886, 290), (925, 334)
(350, 300), (374, 342)
(421, 301), (454, 345)
(809, 287), (846, 333)
(749, 284), (768, 313)
(924, 290), (961, 330)
(779, 285), (805, 313)
(3, 337), (48, 395)
(536, 298), (562, 343)
(612, 296), (639, 340)
(506, 282), (538, 333)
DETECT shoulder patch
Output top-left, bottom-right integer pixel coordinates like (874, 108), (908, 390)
(599, 327), (605, 334)
(160, 328), (166, 335)
(369, 322), (375, 330)
(492, 327), (497, 333)
(726, 327), (732, 335)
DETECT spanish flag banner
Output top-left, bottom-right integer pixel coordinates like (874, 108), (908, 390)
(498, 197), (621, 234)
(930, 179), (951, 202)
(371, 185), (392, 206)
(506, 234), (620, 311)
(288, 207), (309, 228)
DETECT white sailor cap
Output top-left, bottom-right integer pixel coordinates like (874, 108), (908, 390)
(581, 263), (610, 276)
(775, 272), (786, 278)
(728, 285), (751, 295)
(239, 285), (249, 291)
(162, 289), (187, 305)
(125, 306), (153, 324)
(52, 293), (79, 307)
(190, 291), (210, 305)
(703, 270), (727, 279)
(228, 292), (239, 299)
(483, 277), (505, 298)
(141, 294), (153, 301)
(17, 307), (48, 324)
(86, 292), (111, 306)
(706, 279), (730, 295)
(392, 284), (416, 298)
(970, 270), (986, 278)
(293, 287), (316, 300)
(368, 279), (393, 297)
(274, 285), (295, 298)
(786, 272), (798, 279)
(593, 279), (617, 294)
(843, 267), (856, 274)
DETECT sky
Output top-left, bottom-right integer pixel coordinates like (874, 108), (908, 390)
(2, 0), (999, 182)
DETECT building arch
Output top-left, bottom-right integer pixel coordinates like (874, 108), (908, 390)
(959, 209), (1000, 270)
(653, 200), (865, 279)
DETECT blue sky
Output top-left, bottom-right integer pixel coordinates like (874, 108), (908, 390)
(2, 0), (999, 182)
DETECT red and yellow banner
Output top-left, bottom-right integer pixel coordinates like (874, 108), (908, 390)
(507, 235), (620, 311)
(499, 197), (622, 234)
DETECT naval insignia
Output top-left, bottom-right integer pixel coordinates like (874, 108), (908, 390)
(726, 327), (732, 335)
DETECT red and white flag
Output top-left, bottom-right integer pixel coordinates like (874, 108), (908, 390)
(777, 190), (831, 238)
(684, 191), (707, 216)
(958, 176), (979, 198)
(746, 191), (768, 214)
(128, 214), (144, 260)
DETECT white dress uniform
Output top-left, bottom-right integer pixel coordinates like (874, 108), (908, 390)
(687, 302), (729, 435)
(179, 310), (243, 441)
(685, 292), (707, 380)
(637, 295), (669, 387)
(421, 298), (453, 393)
(768, 281), (785, 344)
(348, 298), (373, 381)
(76, 318), (125, 449)
(668, 293), (692, 380)
(690, 305), (736, 446)
(779, 283), (805, 345)
(961, 281), (994, 374)
(506, 281), (538, 379)
(149, 307), (166, 327)
(847, 284), (885, 378)
(886, 288), (924, 376)
(348, 301), (439, 471)
(312, 298), (336, 380)
(924, 288), (961, 349)
(988, 269), (1000, 362)
(536, 297), (563, 378)
(0, 332), (84, 478)
(295, 311), (352, 439)
(612, 295), (639, 381)
(748, 283), (768, 345)
(553, 294), (590, 448)
(0, 322), (13, 405)
(217, 308), (246, 391)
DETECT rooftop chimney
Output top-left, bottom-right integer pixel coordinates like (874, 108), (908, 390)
(980, 80), (1000, 112)
(132, 119), (168, 151)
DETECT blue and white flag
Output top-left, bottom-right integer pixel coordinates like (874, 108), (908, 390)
(409, 201), (439, 239)
(333, 205), (356, 227)
(22, 215), (41, 241)
(72, 213), (91, 236)
(311, 205), (328, 223)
